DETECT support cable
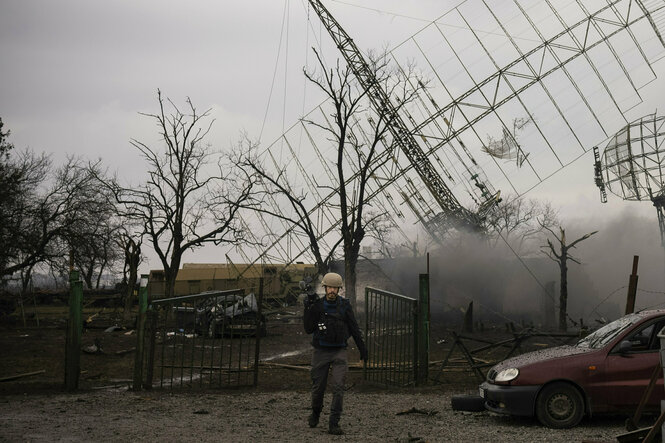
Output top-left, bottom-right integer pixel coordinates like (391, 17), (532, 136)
(283, 0), (291, 144)
(259, 0), (290, 143)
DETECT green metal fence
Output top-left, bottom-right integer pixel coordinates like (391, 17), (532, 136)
(137, 287), (263, 390)
(363, 287), (419, 387)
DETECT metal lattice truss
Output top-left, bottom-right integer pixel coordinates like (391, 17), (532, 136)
(599, 113), (665, 201)
(234, 0), (665, 270)
(596, 113), (665, 244)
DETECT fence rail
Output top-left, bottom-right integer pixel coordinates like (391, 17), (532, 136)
(364, 287), (418, 387)
(138, 287), (263, 390)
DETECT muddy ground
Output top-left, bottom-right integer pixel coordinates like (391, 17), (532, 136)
(0, 300), (639, 442)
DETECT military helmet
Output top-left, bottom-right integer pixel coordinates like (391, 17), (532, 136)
(321, 272), (343, 288)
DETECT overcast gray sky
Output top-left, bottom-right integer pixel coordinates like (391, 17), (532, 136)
(2, 0), (665, 289)
(0, 1), (449, 177)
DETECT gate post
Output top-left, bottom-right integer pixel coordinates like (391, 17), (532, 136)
(64, 270), (83, 391)
(417, 273), (430, 385)
(364, 287), (369, 381)
(133, 274), (149, 391)
(144, 308), (157, 389)
(253, 278), (264, 387)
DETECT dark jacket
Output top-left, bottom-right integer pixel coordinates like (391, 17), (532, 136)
(304, 295), (368, 360)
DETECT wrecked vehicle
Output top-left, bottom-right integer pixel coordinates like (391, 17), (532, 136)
(195, 293), (267, 337)
(479, 309), (665, 428)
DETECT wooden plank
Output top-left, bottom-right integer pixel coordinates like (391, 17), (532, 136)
(0, 370), (46, 382)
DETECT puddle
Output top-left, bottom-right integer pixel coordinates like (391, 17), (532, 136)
(262, 348), (309, 362)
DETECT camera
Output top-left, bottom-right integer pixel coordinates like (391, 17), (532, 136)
(299, 277), (313, 293)
(300, 277), (318, 306)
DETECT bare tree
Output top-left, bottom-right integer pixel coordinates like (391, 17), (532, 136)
(113, 91), (258, 298)
(1, 151), (108, 283)
(485, 195), (558, 252)
(363, 212), (395, 259)
(541, 224), (597, 331)
(303, 49), (425, 305)
(62, 162), (123, 289)
(69, 219), (121, 289)
(0, 122), (51, 279)
(234, 139), (339, 277)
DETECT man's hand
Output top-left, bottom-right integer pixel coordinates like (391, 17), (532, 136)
(303, 291), (318, 308)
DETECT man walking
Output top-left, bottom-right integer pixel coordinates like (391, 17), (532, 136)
(303, 272), (368, 435)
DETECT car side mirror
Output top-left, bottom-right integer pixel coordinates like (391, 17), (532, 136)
(617, 340), (632, 356)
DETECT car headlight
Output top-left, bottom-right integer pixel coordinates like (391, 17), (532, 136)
(495, 368), (519, 382)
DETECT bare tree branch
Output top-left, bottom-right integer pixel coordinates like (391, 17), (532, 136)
(111, 91), (259, 298)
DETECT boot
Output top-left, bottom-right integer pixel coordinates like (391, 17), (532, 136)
(328, 425), (344, 435)
(328, 420), (344, 435)
(307, 410), (320, 428)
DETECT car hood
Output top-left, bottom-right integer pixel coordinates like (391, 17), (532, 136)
(492, 344), (594, 372)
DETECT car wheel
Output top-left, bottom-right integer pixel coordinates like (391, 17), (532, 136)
(535, 382), (584, 428)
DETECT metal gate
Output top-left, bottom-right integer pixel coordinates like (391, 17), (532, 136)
(363, 287), (418, 387)
(138, 288), (263, 390)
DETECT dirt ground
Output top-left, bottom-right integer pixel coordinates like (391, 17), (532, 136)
(0, 300), (638, 442)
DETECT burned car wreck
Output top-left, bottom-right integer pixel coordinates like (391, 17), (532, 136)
(195, 292), (267, 337)
(479, 309), (665, 428)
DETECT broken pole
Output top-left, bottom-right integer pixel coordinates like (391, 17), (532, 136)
(625, 256), (640, 315)
(64, 270), (83, 391)
(132, 274), (149, 391)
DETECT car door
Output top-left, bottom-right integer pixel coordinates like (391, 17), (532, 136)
(601, 318), (665, 409)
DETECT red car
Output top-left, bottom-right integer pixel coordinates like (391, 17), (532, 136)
(479, 310), (665, 428)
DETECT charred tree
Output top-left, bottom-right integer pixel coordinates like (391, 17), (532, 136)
(541, 225), (597, 331)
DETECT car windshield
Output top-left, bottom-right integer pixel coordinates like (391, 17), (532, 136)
(576, 314), (642, 349)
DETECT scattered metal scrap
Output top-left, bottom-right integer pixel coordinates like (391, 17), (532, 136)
(618, 360), (664, 443)
(82, 338), (103, 354)
(396, 407), (439, 416)
(433, 329), (578, 382)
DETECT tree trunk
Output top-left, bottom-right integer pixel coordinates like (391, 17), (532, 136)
(165, 270), (177, 299)
(123, 264), (139, 321)
(20, 265), (34, 295)
(344, 254), (358, 307)
(123, 278), (136, 322)
(559, 258), (568, 331)
(95, 260), (107, 289)
(122, 239), (140, 321)
(82, 264), (94, 290)
(164, 252), (181, 299)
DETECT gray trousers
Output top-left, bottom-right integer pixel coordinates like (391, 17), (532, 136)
(310, 347), (348, 425)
